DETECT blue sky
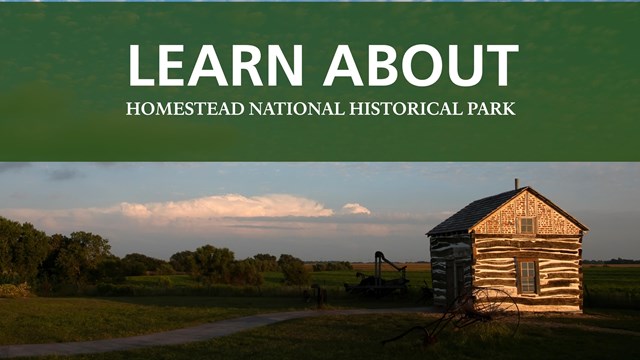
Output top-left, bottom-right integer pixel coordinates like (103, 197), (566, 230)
(0, 163), (638, 262)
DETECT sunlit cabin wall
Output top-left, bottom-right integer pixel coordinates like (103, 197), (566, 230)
(471, 190), (584, 312)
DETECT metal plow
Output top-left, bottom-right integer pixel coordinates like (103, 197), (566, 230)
(382, 287), (520, 347)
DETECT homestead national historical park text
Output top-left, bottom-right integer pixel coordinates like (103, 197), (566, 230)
(125, 101), (516, 117)
(127, 44), (518, 117)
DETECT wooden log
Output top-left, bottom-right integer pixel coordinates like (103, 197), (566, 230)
(473, 270), (516, 279)
(473, 234), (582, 239)
(539, 288), (582, 297)
(542, 272), (579, 279)
(473, 279), (516, 287)
(513, 296), (581, 306)
(475, 239), (581, 250)
(476, 251), (579, 261)
(544, 279), (576, 288)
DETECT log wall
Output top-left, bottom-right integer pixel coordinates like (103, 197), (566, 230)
(430, 234), (472, 307)
(472, 234), (583, 312)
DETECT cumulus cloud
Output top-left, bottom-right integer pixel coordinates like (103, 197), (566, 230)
(120, 193), (334, 221)
(340, 203), (371, 215)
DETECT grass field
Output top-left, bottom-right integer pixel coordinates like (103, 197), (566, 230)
(121, 263), (637, 309)
(0, 296), (313, 345)
(1, 264), (637, 356)
(24, 311), (640, 360)
(583, 266), (640, 309)
(122, 265), (431, 298)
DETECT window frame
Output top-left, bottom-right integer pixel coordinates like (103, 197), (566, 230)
(518, 216), (536, 235)
(516, 258), (540, 295)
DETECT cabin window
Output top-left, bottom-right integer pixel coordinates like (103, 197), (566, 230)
(519, 217), (535, 234)
(517, 259), (538, 294)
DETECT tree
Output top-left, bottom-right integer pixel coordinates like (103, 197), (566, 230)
(253, 253), (278, 272)
(121, 253), (171, 276)
(192, 245), (235, 285)
(0, 217), (50, 284)
(170, 250), (196, 273)
(93, 255), (126, 284)
(53, 231), (113, 288)
(228, 258), (263, 286)
(278, 254), (310, 286)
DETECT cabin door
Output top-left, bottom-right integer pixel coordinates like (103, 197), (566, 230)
(446, 260), (466, 305)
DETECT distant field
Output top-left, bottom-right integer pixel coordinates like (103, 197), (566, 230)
(583, 266), (640, 309)
(122, 264), (636, 308)
(350, 262), (431, 272)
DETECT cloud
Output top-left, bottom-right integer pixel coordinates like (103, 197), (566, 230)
(120, 193), (334, 221)
(340, 203), (371, 215)
(0, 162), (31, 174)
(48, 168), (82, 181)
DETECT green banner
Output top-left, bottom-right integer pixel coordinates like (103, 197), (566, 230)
(1, 3), (637, 160)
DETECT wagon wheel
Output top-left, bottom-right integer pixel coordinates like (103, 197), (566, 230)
(452, 287), (520, 338)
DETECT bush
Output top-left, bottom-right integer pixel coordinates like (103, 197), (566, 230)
(253, 254), (279, 272)
(227, 259), (264, 286)
(312, 261), (353, 272)
(278, 254), (310, 286)
(0, 282), (33, 298)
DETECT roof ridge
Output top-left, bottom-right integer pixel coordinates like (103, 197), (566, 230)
(427, 186), (587, 236)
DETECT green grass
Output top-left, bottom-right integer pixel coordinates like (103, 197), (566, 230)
(126, 269), (430, 290)
(3, 266), (636, 349)
(583, 266), (640, 289)
(0, 296), (313, 345)
(119, 270), (430, 299)
(583, 266), (640, 309)
(26, 312), (640, 360)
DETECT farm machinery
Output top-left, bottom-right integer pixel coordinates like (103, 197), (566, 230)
(344, 251), (409, 297)
(382, 287), (520, 347)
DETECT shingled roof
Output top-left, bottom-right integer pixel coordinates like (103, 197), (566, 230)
(426, 186), (588, 236)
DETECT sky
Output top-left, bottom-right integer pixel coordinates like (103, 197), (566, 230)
(0, 162), (638, 262)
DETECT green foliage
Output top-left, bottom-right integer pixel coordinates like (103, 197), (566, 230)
(192, 245), (235, 285)
(278, 254), (310, 286)
(39, 231), (114, 289)
(122, 253), (173, 276)
(227, 259), (263, 286)
(0, 216), (50, 284)
(93, 256), (127, 284)
(170, 250), (196, 273)
(0, 282), (32, 298)
(253, 253), (279, 272)
(312, 261), (353, 272)
(156, 263), (176, 275)
(190, 245), (263, 286)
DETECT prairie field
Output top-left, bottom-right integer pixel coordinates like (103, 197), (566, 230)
(0, 265), (638, 359)
(122, 263), (637, 308)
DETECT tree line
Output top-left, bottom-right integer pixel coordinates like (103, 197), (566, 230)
(584, 258), (640, 265)
(0, 216), (319, 294)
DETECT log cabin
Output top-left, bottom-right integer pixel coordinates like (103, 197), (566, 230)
(427, 181), (588, 312)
